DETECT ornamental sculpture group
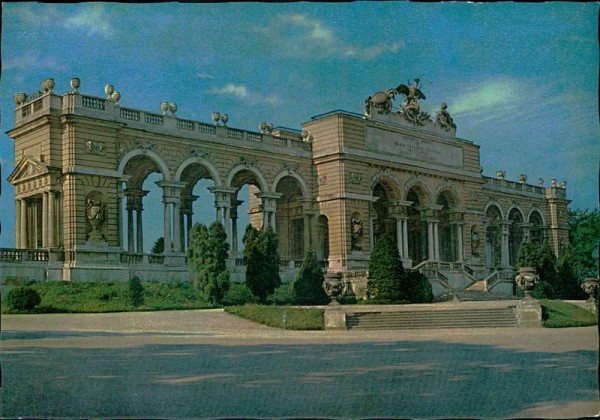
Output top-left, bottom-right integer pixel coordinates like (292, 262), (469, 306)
(364, 78), (456, 131)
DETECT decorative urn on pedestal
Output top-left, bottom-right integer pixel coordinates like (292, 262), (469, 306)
(581, 277), (598, 313)
(323, 272), (343, 304)
(515, 267), (538, 298)
(322, 272), (346, 330)
(71, 78), (81, 93)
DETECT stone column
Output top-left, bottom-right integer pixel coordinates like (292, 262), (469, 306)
(20, 199), (27, 249)
(456, 223), (464, 262)
(426, 220), (434, 260)
(433, 221), (440, 261)
(42, 192), (48, 248)
(173, 200), (182, 253)
(369, 216), (375, 251)
(396, 218), (404, 258)
(179, 212), (185, 251)
(136, 206), (144, 254)
(48, 191), (56, 248)
(163, 201), (172, 255)
(127, 207), (134, 253)
(500, 221), (511, 268)
(402, 219), (409, 259)
(15, 200), (22, 248)
(186, 213), (193, 246)
(230, 202), (240, 257)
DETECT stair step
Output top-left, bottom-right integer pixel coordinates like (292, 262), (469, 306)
(345, 307), (518, 329)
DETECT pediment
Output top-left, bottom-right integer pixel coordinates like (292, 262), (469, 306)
(8, 156), (49, 184)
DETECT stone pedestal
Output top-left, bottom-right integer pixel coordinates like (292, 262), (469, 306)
(324, 302), (347, 330)
(584, 299), (597, 314)
(515, 296), (543, 328)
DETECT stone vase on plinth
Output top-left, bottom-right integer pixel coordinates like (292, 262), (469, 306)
(323, 272), (346, 330)
(514, 267), (542, 327)
(581, 277), (598, 314)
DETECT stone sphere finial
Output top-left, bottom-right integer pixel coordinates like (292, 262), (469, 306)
(160, 102), (169, 115)
(111, 91), (121, 104)
(259, 122), (267, 132)
(266, 123), (273, 133)
(71, 77), (81, 93)
(496, 170), (506, 180)
(560, 180), (567, 189)
(301, 129), (309, 141)
(519, 174), (527, 184)
(105, 84), (115, 98)
(212, 112), (221, 125)
(551, 178), (558, 187)
(537, 178), (544, 187)
(220, 113), (228, 125)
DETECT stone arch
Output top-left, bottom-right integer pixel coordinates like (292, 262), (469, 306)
(507, 206), (525, 266)
(404, 177), (432, 205)
(406, 186), (428, 264)
(274, 175), (307, 261)
(484, 203), (503, 270)
(435, 184), (461, 209)
(272, 170), (309, 198)
(528, 208), (545, 245)
(370, 170), (402, 200)
(483, 201), (504, 221)
(175, 156), (222, 187)
(117, 149), (171, 181)
(226, 164), (268, 192)
(436, 189), (460, 262)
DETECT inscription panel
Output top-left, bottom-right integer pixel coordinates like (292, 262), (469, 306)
(366, 126), (463, 168)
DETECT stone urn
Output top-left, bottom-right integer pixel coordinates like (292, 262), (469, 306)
(581, 277), (598, 302)
(105, 84), (115, 98)
(71, 77), (81, 93)
(13, 92), (27, 107)
(41, 78), (55, 93)
(323, 272), (343, 304)
(515, 267), (539, 298)
(161, 101), (169, 115)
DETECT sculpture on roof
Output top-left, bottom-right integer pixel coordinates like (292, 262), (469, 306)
(396, 79), (431, 126)
(364, 89), (396, 117)
(435, 103), (456, 132)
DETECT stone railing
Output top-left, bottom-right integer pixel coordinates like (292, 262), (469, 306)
(483, 177), (545, 195)
(120, 253), (166, 264)
(0, 248), (51, 262)
(14, 91), (311, 156)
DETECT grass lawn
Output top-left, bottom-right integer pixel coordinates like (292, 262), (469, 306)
(225, 304), (325, 330)
(539, 299), (598, 328)
(1, 279), (216, 314)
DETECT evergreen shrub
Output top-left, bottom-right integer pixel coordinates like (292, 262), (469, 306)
(5, 287), (42, 310)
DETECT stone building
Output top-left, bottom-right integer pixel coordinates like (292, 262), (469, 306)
(3, 77), (570, 297)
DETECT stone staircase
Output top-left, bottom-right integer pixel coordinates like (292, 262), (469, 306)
(345, 306), (518, 329)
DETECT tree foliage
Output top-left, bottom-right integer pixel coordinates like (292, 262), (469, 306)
(367, 233), (405, 302)
(151, 237), (164, 254)
(243, 225), (281, 303)
(187, 222), (230, 304)
(293, 251), (328, 305)
(569, 209), (600, 280)
(5, 287), (41, 310)
(128, 276), (144, 307)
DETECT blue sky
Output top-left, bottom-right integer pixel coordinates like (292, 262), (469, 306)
(1, 2), (598, 250)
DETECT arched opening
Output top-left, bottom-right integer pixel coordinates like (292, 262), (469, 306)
(316, 215), (329, 263)
(372, 182), (397, 245)
(529, 211), (544, 245)
(437, 193), (455, 262)
(275, 176), (305, 261)
(230, 168), (267, 257)
(485, 205), (502, 270)
(121, 154), (165, 255)
(179, 162), (217, 252)
(407, 188), (427, 264)
(508, 208), (524, 266)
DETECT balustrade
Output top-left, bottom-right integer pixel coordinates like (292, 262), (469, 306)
(120, 107), (140, 121)
(81, 95), (105, 110)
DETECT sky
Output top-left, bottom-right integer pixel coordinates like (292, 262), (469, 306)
(0, 2), (598, 250)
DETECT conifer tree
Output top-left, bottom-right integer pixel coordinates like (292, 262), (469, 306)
(243, 225), (282, 303)
(293, 251), (328, 305)
(367, 233), (405, 302)
(187, 222), (230, 304)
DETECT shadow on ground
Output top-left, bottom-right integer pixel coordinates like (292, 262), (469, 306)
(1, 336), (598, 418)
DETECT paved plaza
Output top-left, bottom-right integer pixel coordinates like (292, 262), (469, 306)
(1, 309), (598, 418)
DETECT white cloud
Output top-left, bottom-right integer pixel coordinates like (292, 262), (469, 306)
(260, 14), (404, 60)
(3, 54), (68, 71)
(450, 78), (520, 118)
(64, 5), (114, 37)
(209, 84), (279, 106)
